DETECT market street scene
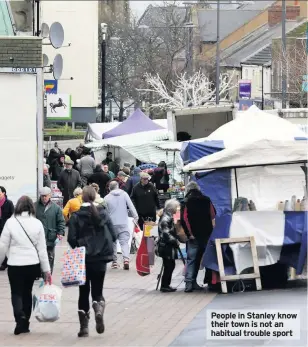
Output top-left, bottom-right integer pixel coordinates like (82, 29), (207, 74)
(0, 1), (307, 347)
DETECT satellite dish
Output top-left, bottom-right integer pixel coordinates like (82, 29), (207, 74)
(53, 54), (63, 80)
(43, 54), (49, 67)
(49, 22), (64, 49)
(41, 23), (50, 38)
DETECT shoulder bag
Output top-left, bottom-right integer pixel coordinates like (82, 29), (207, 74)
(15, 217), (40, 260)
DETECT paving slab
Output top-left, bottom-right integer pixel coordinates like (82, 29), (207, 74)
(170, 280), (308, 347)
(0, 242), (216, 347)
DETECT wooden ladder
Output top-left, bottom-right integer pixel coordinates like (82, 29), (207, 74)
(215, 236), (262, 294)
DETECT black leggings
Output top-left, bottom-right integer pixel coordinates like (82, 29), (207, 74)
(78, 265), (106, 312)
(161, 258), (175, 288)
(8, 264), (41, 322)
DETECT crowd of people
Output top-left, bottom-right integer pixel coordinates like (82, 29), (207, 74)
(0, 141), (216, 338)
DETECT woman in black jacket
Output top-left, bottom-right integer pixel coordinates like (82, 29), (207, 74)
(68, 186), (116, 338)
(156, 198), (180, 292)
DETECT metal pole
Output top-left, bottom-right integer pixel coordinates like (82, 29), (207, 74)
(36, 68), (44, 197)
(32, 0), (35, 36)
(216, 0), (220, 105)
(101, 34), (106, 122)
(281, 0), (287, 109)
(36, 0), (40, 36)
(261, 65), (264, 110)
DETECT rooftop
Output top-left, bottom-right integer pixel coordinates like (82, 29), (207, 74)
(197, 9), (262, 42)
(220, 19), (306, 67)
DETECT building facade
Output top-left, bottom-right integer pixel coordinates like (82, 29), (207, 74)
(41, 1), (99, 123)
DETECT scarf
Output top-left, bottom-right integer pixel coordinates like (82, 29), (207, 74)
(0, 196), (6, 218)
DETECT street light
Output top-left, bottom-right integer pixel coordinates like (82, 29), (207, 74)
(100, 23), (107, 122)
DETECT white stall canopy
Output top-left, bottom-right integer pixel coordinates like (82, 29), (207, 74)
(183, 139), (307, 172)
(207, 105), (306, 147)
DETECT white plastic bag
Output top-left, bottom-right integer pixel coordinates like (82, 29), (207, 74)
(33, 284), (62, 322)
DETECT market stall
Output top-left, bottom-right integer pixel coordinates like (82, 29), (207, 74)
(103, 108), (164, 139)
(182, 106), (308, 287)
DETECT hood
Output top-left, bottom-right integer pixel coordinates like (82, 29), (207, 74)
(94, 167), (103, 173)
(109, 189), (123, 197)
(133, 167), (141, 176)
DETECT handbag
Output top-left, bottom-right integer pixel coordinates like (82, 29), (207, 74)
(61, 247), (86, 287)
(15, 217), (40, 259)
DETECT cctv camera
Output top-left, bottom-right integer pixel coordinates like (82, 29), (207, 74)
(100, 23), (107, 33)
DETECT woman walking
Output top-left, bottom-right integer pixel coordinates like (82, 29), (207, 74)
(156, 199), (180, 292)
(68, 186), (116, 338)
(0, 196), (51, 335)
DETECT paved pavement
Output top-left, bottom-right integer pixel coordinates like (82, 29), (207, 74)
(0, 241), (216, 347)
(170, 280), (308, 347)
(1, 240), (307, 347)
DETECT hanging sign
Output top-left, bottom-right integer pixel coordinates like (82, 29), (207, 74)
(239, 80), (252, 99)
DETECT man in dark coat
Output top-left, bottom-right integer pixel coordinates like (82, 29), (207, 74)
(35, 187), (65, 273)
(180, 181), (216, 293)
(0, 186), (14, 270)
(131, 172), (160, 231)
(102, 151), (113, 166)
(57, 159), (82, 206)
(50, 153), (65, 181)
(125, 167), (141, 196)
(108, 158), (120, 176)
(88, 164), (110, 198)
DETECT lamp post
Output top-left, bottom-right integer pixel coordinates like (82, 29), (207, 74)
(101, 23), (107, 122)
(281, 0), (287, 109)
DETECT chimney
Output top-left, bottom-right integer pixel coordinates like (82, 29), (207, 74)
(268, 5), (300, 27)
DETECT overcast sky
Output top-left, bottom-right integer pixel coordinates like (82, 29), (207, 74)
(130, 1), (161, 18)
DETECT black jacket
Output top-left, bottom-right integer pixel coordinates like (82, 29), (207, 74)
(157, 211), (179, 259)
(57, 169), (82, 203)
(131, 182), (159, 217)
(88, 169), (110, 197)
(180, 189), (214, 244)
(0, 198), (14, 234)
(67, 206), (116, 264)
(151, 167), (169, 192)
(50, 160), (64, 181)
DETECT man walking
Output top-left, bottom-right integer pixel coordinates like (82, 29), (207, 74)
(180, 181), (216, 292)
(0, 186), (14, 271)
(78, 148), (96, 185)
(105, 181), (138, 270)
(57, 159), (82, 206)
(88, 164), (110, 198)
(131, 172), (159, 231)
(43, 164), (51, 188)
(35, 187), (65, 273)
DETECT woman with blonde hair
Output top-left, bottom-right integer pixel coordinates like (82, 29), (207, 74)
(90, 183), (106, 207)
(63, 187), (83, 222)
(156, 199), (180, 292)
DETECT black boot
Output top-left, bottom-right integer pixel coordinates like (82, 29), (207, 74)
(160, 286), (177, 292)
(185, 282), (194, 293)
(192, 281), (204, 290)
(92, 301), (105, 334)
(78, 310), (90, 337)
(14, 317), (30, 335)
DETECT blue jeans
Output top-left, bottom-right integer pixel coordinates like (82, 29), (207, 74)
(185, 239), (205, 283)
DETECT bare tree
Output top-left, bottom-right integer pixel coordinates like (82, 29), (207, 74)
(272, 37), (307, 108)
(138, 70), (237, 109)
